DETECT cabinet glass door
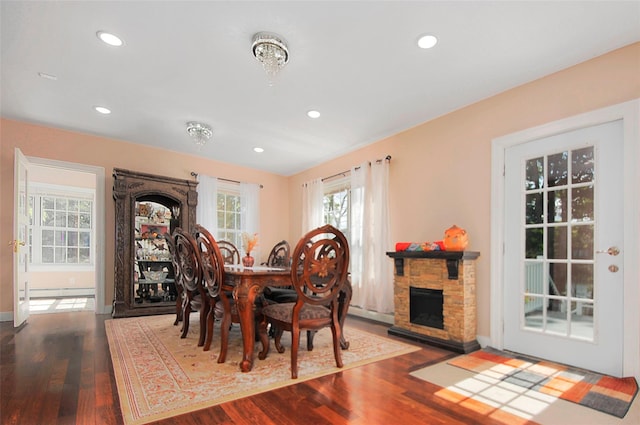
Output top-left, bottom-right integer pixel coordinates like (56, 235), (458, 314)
(134, 200), (176, 306)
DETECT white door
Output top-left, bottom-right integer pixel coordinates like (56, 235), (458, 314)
(503, 120), (624, 376)
(13, 148), (31, 327)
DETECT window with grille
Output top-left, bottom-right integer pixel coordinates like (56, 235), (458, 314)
(29, 190), (94, 266)
(323, 177), (350, 237)
(216, 183), (243, 250)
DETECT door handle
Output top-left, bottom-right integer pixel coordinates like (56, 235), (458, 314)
(596, 246), (620, 256)
(8, 239), (26, 253)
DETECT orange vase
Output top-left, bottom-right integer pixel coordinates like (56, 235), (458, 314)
(242, 254), (255, 267)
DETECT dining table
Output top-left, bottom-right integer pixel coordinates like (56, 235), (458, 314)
(224, 264), (292, 372)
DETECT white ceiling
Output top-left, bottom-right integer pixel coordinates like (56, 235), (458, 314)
(2, 1), (639, 176)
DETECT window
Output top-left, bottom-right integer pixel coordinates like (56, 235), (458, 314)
(323, 177), (350, 237)
(29, 188), (94, 266)
(216, 183), (243, 249)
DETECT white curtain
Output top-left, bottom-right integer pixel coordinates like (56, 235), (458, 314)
(196, 174), (218, 234)
(240, 182), (261, 259)
(301, 178), (324, 233)
(350, 160), (393, 313)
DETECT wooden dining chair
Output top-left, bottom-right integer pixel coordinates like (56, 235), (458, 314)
(164, 232), (184, 326)
(262, 240), (291, 268)
(218, 240), (240, 265)
(258, 224), (350, 378)
(193, 225), (227, 357)
(263, 240), (297, 304)
(173, 227), (208, 346)
(194, 225), (267, 362)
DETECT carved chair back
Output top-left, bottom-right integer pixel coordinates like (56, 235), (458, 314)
(172, 227), (208, 345)
(193, 225), (225, 300)
(264, 240), (291, 268)
(218, 240), (240, 265)
(291, 225), (349, 307)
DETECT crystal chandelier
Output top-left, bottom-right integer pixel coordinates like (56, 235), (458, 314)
(186, 122), (213, 147)
(251, 32), (289, 85)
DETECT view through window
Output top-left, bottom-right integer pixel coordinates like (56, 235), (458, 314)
(323, 177), (350, 238)
(216, 184), (243, 250)
(29, 189), (94, 266)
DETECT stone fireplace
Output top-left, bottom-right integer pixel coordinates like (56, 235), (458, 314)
(386, 250), (480, 353)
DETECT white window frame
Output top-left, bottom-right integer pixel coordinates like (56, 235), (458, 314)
(29, 183), (95, 272)
(216, 181), (243, 250)
(323, 176), (351, 238)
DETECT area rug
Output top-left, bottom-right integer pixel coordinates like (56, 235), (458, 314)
(106, 314), (420, 425)
(443, 347), (638, 419)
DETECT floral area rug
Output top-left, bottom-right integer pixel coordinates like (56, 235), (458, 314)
(445, 347), (637, 419)
(106, 314), (419, 425)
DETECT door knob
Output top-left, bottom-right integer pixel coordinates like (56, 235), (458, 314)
(596, 246), (620, 256)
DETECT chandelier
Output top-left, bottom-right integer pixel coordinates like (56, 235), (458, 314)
(186, 122), (213, 147)
(251, 32), (289, 85)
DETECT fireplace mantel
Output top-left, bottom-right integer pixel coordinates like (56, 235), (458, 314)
(386, 250), (480, 279)
(386, 250), (480, 353)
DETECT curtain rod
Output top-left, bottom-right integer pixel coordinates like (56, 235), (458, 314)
(190, 172), (263, 189)
(321, 155), (391, 182)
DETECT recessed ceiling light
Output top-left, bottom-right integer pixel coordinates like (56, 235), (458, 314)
(38, 72), (57, 80)
(94, 106), (111, 114)
(417, 34), (438, 49)
(96, 31), (124, 47)
(253, 147), (264, 153)
(307, 110), (321, 119)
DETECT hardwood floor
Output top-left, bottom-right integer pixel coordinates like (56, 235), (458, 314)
(1, 312), (520, 425)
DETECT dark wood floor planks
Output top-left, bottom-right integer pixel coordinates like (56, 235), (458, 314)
(1, 312), (527, 425)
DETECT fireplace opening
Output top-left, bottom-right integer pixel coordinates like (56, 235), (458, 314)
(410, 287), (444, 329)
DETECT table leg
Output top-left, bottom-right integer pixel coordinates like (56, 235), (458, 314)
(234, 282), (260, 372)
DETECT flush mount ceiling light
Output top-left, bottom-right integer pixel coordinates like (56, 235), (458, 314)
(417, 34), (438, 49)
(186, 121), (213, 147)
(94, 106), (111, 114)
(307, 110), (321, 119)
(38, 72), (57, 81)
(96, 31), (124, 47)
(251, 32), (289, 85)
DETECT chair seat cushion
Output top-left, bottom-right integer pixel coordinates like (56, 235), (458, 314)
(262, 302), (330, 323)
(264, 287), (298, 303)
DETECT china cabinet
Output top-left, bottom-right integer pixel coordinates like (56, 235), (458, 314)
(112, 168), (197, 317)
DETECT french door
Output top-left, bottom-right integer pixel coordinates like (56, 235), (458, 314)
(503, 120), (624, 376)
(13, 148), (31, 327)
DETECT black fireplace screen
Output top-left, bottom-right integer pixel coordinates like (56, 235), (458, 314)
(409, 287), (444, 329)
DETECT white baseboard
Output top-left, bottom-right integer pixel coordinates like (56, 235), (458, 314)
(100, 303), (113, 315)
(30, 288), (95, 298)
(477, 334), (491, 348)
(348, 306), (394, 325)
(0, 312), (13, 322)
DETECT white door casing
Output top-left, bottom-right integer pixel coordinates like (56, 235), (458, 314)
(490, 99), (640, 380)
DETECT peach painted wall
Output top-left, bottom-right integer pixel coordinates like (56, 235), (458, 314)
(288, 42), (640, 339)
(0, 122), (290, 313)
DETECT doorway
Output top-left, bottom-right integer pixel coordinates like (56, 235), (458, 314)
(21, 155), (106, 316)
(490, 100), (640, 379)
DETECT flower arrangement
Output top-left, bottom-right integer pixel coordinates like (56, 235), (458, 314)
(242, 232), (259, 255)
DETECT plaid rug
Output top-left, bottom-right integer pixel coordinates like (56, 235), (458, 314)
(449, 347), (638, 418)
